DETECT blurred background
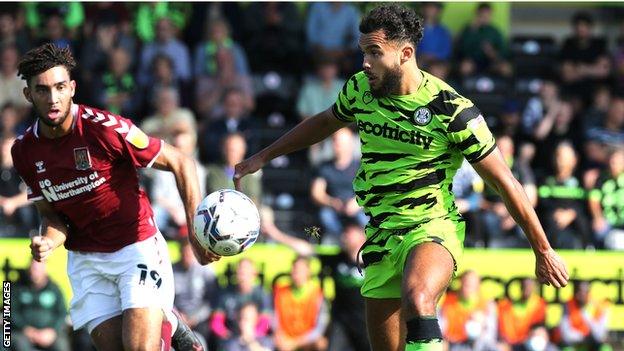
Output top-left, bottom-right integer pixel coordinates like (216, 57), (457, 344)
(0, 2), (623, 351)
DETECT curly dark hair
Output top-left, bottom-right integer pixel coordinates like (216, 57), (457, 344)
(17, 43), (76, 85)
(359, 5), (424, 48)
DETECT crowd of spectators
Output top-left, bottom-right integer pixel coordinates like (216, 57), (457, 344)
(0, 2), (622, 350)
(1, 3), (623, 252)
(9, 237), (614, 351)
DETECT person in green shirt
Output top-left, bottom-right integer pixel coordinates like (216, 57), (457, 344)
(234, 5), (568, 351)
(457, 3), (511, 78)
(537, 141), (591, 249)
(588, 148), (624, 249)
(12, 260), (70, 351)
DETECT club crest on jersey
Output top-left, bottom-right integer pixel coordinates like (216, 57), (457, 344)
(35, 161), (46, 173)
(413, 107), (432, 126)
(73, 147), (92, 170)
(362, 91), (374, 104)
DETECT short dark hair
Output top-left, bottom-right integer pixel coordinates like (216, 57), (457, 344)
(17, 43), (76, 85)
(572, 11), (593, 26)
(359, 5), (424, 48)
(477, 3), (492, 12)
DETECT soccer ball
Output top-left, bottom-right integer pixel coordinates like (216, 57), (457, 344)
(193, 189), (260, 256)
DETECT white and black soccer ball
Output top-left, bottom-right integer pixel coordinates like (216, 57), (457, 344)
(193, 189), (260, 256)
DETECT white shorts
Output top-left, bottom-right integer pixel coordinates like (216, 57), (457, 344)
(67, 232), (174, 333)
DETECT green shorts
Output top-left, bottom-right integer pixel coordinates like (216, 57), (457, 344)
(360, 217), (465, 299)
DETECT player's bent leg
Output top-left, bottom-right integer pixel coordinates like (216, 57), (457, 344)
(122, 307), (164, 351)
(90, 315), (124, 351)
(401, 242), (454, 351)
(365, 297), (404, 351)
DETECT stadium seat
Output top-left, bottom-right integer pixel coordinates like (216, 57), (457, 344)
(511, 36), (558, 78)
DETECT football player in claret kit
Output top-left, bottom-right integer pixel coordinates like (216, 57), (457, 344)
(234, 5), (569, 351)
(11, 43), (218, 351)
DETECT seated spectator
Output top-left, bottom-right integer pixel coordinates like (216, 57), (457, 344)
(173, 240), (218, 345)
(206, 133), (262, 205)
(194, 18), (250, 79)
(584, 96), (624, 168)
(200, 88), (256, 164)
(582, 84), (612, 131)
(311, 128), (367, 243)
(222, 302), (274, 351)
(417, 2), (452, 68)
(37, 14), (75, 53)
(134, 2), (192, 43)
(296, 57), (346, 165)
(1, 103), (28, 138)
(12, 260), (69, 351)
(140, 54), (191, 114)
(481, 136), (535, 248)
(0, 136), (36, 237)
(493, 99), (524, 146)
(522, 80), (560, 140)
(615, 22), (624, 90)
(305, 2), (360, 75)
(297, 58), (344, 121)
(559, 12), (611, 102)
(0, 11), (31, 54)
(439, 270), (497, 351)
(210, 259), (273, 347)
(530, 97), (580, 178)
(456, 3), (511, 77)
(452, 159), (484, 247)
(274, 256), (329, 351)
(23, 3), (84, 39)
(141, 86), (196, 140)
(588, 149), (624, 249)
(263, 222), (369, 351)
(497, 278), (547, 349)
(138, 17), (191, 86)
(93, 46), (139, 117)
(80, 18), (137, 97)
(537, 142), (591, 249)
(0, 45), (30, 117)
(149, 129), (206, 239)
(558, 281), (610, 350)
(194, 19), (254, 119)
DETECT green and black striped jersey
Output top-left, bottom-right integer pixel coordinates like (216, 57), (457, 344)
(332, 70), (496, 229)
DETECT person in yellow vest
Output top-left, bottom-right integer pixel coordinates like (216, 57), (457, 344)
(274, 256), (329, 351)
(560, 281), (611, 351)
(439, 270), (497, 351)
(497, 278), (547, 349)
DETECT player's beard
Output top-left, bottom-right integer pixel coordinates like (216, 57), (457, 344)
(370, 64), (402, 98)
(36, 103), (71, 128)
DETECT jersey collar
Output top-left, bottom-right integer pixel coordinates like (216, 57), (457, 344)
(34, 103), (79, 139)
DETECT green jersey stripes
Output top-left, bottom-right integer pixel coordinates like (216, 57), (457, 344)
(332, 71), (496, 229)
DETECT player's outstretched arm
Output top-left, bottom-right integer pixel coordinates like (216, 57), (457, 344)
(471, 148), (569, 288)
(233, 107), (350, 190)
(32, 200), (68, 262)
(152, 142), (220, 264)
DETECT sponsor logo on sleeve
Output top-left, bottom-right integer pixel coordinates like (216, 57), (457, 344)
(125, 125), (150, 149)
(467, 115), (491, 143)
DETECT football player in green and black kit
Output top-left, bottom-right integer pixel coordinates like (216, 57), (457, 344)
(234, 5), (569, 351)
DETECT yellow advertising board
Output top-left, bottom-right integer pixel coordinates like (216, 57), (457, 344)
(1, 239), (622, 330)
